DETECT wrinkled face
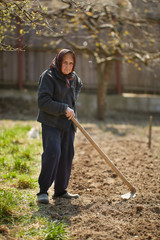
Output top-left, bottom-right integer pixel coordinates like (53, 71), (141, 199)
(61, 53), (74, 75)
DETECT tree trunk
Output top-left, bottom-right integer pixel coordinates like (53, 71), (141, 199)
(97, 61), (114, 120)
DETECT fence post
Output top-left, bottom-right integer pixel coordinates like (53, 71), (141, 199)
(17, 17), (23, 90)
(148, 115), (152, 148)
(116, 53), (121, 95)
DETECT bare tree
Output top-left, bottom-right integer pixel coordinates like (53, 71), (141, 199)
(38, 0), (160, 119)
(0, 0), (47, 50)
(1, 0), (160, 119)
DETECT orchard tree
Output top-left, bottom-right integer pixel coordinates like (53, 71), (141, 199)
(40, 0), (160, 119)
(0, 0), (47, 50)
(1, 0), (160, 119)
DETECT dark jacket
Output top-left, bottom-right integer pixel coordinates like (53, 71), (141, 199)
(37, 67), (82, 131)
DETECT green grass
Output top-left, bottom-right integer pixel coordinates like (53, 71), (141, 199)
(44, 221), (69, 240)
(0, 124), (71, 240)
(0, 189), (18, 223)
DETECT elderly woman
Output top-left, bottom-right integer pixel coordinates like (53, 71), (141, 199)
(37, 49), (82, 204)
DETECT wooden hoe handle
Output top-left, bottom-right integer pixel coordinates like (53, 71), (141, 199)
(72, 118), (136, 193)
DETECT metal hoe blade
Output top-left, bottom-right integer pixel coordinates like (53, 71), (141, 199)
(121, 191), (136, 200)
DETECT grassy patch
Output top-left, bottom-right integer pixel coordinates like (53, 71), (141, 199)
(0, 124), (71, 240)
(44, 220), (70, 240)
(16, 174), (36, 189)
(0, 189), (18, 223)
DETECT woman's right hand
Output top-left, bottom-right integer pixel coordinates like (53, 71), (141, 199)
(65, 107), (75, 120)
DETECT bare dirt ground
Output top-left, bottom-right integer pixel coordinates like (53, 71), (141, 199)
(44, 113), (160, 240)
(0, 99), (160, 239)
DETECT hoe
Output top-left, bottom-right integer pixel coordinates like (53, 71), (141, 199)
(72, 118), (136, 200)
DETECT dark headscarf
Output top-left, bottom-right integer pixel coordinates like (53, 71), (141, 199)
(50, 49), (76, 88)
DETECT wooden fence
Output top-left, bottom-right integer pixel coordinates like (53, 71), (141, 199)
(0, 49), (160, 94)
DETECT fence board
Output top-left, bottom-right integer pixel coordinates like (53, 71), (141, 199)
(0, 49), (160, 94)
(121, 62), (160, 94)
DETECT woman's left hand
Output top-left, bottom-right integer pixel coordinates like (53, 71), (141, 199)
(65, 107), (75, 120)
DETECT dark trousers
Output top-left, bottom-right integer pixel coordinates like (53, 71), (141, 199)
(38, 124), (75, 195)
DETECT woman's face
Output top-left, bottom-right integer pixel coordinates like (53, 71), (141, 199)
(61, 53), (74, 75)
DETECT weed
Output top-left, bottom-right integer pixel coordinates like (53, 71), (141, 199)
(0, 189), (18, 223)
(44, 220), (70, 240)
(16, 174), (35, 189)
(14, 159), (30, 173)
(99, 121), (106, 132)
(3, 171), (17, 179)
(18, 146), (33, 161)
(0, 156), (6, 167)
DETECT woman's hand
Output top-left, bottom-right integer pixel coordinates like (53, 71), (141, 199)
(65, 107), (75, 120)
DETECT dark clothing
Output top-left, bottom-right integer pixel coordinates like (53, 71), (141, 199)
(37, 65), (82, 195)
(37, 67), (82, 131)
(38, 124), (75, 195)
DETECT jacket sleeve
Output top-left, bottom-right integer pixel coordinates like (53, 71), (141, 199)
(38, 70), (68, 116)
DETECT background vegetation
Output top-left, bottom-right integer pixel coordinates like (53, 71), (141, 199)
(1, 0), (160, 119)
(0, 122), (70, 240)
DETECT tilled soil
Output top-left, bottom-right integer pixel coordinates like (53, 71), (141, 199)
(44, 116), (160, 240)
(1, 108), (160, 239)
